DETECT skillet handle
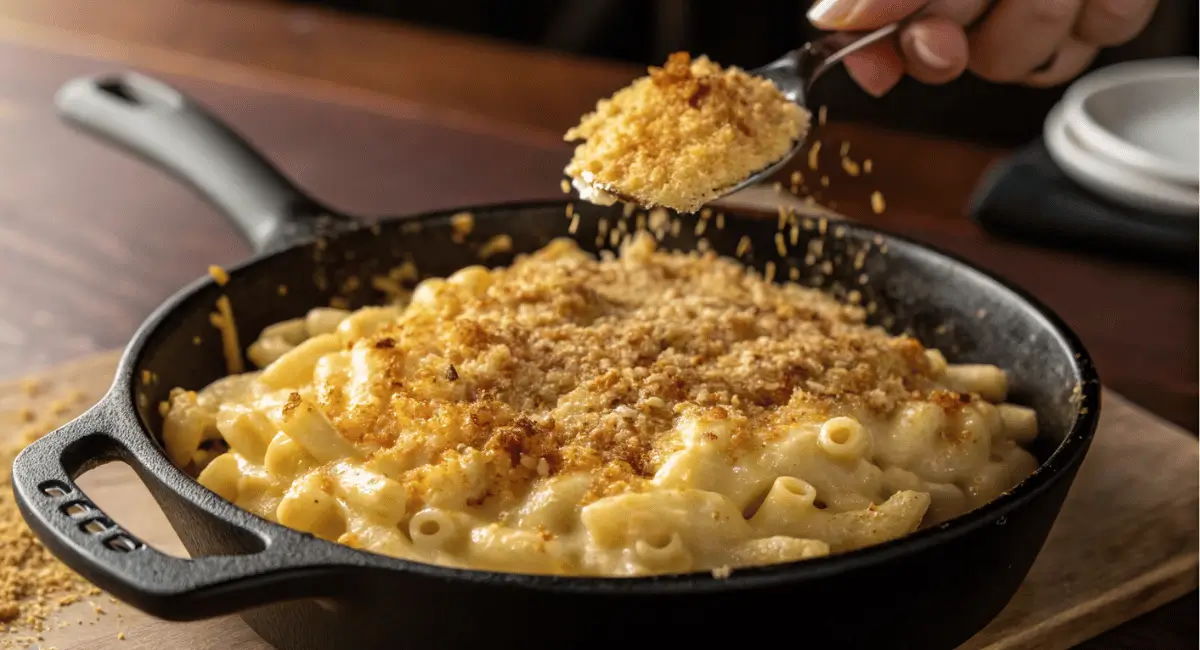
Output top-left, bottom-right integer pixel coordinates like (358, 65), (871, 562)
(54, 72), (345, 253)
(11, 407), (347, 621)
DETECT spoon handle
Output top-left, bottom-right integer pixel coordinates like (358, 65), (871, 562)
(801, 18), (919, 89)
(812, 23), (903, 71)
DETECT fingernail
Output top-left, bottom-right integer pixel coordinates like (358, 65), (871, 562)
(910, 37), (953, 70)
(807, 0), (862, 27)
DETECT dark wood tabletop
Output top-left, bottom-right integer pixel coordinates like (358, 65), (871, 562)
(0, 1), (1194, 647)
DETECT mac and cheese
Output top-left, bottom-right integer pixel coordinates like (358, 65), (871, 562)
(163, 234), (1038, 577)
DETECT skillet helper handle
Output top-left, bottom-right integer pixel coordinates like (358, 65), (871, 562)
(55, 72), (329, 253)
(11, 411), (337, 620)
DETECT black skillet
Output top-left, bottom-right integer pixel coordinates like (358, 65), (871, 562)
(12, 72), (1100, 650)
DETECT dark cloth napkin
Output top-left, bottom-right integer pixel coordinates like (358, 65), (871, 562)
(969, 139), (1198, 272)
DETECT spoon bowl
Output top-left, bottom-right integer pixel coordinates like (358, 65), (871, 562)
(575, 19), (918, 211)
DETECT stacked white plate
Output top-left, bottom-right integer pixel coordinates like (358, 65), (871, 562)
(1044, 58), (1199, 217)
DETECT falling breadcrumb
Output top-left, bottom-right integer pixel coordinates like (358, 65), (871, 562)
(478, 235), (514, 260)
(450, 212), (475, 244)
(648, 208), (670, 233)
(871, 191), (886, 214)
(209, 296), (244, 375)
(735, 235), (752, 257)
(207, 265), (229, 286)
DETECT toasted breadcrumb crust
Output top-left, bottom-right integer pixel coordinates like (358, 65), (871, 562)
(564, 52), (809, 214)
(321, 234), (937, 511)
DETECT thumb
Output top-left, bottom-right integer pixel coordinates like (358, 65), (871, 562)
(807, 0), (928, 30)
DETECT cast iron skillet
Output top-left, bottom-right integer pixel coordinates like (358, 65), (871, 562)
(13, 72), (1100, 650)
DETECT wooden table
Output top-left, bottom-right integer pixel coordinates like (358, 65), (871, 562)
(0, 1), (1194, 647)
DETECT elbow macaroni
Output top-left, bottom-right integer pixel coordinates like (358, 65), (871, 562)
(164, 235), (1040, 577)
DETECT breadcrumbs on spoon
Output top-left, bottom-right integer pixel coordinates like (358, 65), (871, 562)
(565, 52), (810, 214)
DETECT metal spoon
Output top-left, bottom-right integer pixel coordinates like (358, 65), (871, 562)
(577, 19), (916, 210)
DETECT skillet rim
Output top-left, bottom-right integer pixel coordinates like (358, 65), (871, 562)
(109, 198), (1101, 594)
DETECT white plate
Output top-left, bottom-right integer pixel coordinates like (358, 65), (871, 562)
(1045, 102), (1199, 216)
(1059, 58), (1199, 187)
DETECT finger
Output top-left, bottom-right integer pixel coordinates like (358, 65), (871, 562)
(1023, 39), (1099, 87)
(808, 0), (927, 30)
(1075, 0), (1158, 46)
(923, 0), (994, 26)
(842, 41), (905, 97)
(899, 17), (970, 85)
(969, 0), (1085, 83)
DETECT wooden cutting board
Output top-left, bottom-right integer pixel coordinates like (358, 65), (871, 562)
(1, 350), (1196, 650)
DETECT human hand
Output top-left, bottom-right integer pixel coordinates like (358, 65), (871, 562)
(806, 0), (1159, 95)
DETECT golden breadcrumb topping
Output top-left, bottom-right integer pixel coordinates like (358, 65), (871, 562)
(564, 52), (810, 214)
(0, 382), (103, 645)
(317, 234), (936, 510)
